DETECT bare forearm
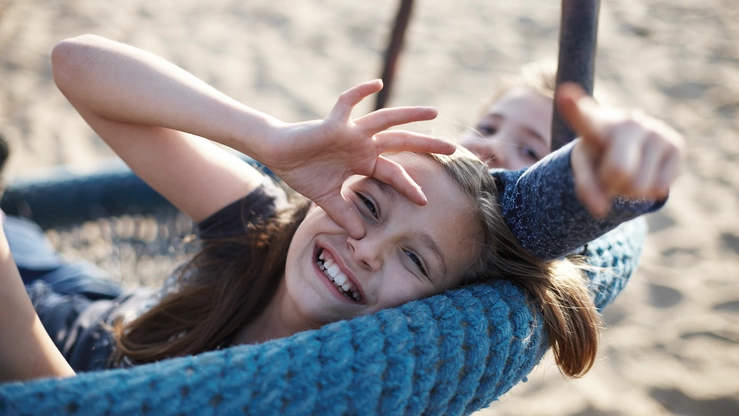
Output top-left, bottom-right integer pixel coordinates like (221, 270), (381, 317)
(51, 34), (278, 158)
(0, 226), (75, 383)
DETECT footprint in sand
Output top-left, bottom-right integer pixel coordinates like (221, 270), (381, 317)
(647, 283), (683, 309)
(720, 232), (739, 256)
(650, 387), (739, 416)
(647, 211), (676, 233)
(660, 246), (701, 268)
(714, 300), (739, 313)
(655, 80), (711, 100)
(680, 331), (739, 344)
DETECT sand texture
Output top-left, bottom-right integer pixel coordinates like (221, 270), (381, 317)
(1, 0), (738, 414)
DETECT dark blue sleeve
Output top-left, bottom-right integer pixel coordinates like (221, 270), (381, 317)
(493, 141), (664, 261)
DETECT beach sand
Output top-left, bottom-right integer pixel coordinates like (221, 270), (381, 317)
(1, 0), (737, 414)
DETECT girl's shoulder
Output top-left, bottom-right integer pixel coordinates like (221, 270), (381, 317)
(196, 176), (292, 240)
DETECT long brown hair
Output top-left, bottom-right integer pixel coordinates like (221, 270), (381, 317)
(425, 148), (600, 378)
(112, 194), (311, 365)
(116, 150), (600, 378)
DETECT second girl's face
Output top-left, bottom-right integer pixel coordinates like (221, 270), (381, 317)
(283, 153), (481, 327)
(459, 87), (553, 171)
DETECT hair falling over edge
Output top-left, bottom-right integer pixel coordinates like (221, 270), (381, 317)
(115, 148), (600, 378)
(424, 148), (600, 378)
(111, 197), (312, 366)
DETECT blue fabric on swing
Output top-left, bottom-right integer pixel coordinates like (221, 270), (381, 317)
(0, 218), (646, 415)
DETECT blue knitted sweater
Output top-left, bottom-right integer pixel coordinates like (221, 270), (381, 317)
(0, 144), (653, 415)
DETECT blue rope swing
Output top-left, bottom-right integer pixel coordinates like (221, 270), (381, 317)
(0, 218), (645, 415)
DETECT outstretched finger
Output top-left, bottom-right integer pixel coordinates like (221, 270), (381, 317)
(316, 193), (367, 239)
(372, 156), (427, 206)
(355, 106), (438, 133)
(556, 83), (606, 149)
(374, 130), (456, 155)
(330, 80), (384, 121)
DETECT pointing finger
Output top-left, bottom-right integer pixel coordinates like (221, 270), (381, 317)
(556, 83), (606, 149)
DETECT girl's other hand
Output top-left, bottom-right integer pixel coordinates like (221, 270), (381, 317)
(556, 83), (685, 217)
(256, 80), (455, 238)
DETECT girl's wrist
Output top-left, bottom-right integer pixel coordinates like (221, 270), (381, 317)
(235, 113), (286, 168)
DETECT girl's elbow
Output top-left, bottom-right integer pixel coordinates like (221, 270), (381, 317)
(51, 35), (99, 90)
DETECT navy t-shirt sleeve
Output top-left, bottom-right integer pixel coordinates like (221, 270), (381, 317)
(492, 141), (665, 261)
(197, 177), (290, 240)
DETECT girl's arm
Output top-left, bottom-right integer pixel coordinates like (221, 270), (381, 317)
(52, 35), (453, 237)
(494, 84), (684, 261)
(493, 143), (659, 260)
(0, 224), (75, 383)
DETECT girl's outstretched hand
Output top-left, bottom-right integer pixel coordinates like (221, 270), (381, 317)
(255, 80), (455, 238)
(557, 83), (685, 217)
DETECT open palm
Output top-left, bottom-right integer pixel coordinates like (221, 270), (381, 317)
(258, 80), (455, 238)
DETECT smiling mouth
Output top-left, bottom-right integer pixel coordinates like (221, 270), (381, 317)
(316, 248), (362, 303)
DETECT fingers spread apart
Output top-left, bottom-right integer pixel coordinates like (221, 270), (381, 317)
(373, 130), (455, 156)
(355, 106), (438, 134)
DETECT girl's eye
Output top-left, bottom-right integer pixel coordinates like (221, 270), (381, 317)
(404, 250), (429, 277)
(522, 147), (541, 162)
(357, 193), (378, 219)
(477, 123), (497, 136)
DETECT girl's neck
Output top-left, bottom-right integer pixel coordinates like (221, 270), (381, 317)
(229, 277), (312, 346)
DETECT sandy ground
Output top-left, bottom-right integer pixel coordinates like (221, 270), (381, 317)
(1, 0), (738, 414)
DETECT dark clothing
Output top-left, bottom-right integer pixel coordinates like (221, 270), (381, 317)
(20, 178), (287, 372)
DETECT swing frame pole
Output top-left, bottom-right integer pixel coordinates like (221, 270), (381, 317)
(375, 0), (415, 110)
(551, 0), (601, 151)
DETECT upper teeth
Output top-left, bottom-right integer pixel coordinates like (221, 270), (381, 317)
(317, 249), (361, 301)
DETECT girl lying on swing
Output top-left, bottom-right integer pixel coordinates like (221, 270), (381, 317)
(0, 35), (683, 383)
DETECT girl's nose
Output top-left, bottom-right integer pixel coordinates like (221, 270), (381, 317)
(347, 234), (383, 272)
(466, 138), (507, 169)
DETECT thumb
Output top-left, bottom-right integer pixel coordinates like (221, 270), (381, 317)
(556, 83), (606, 150)
(315, 193), (366, 239)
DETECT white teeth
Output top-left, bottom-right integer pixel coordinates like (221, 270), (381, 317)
(327, 264), (341, 278)
(333, 273), (347, 286)
(316, 248), (360, 302)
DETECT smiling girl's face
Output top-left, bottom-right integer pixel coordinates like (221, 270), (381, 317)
(280, 153), (482, 327)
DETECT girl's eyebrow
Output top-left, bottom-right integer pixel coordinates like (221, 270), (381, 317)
(367, 178), (395, 202)
(489, 113), (548, 146)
